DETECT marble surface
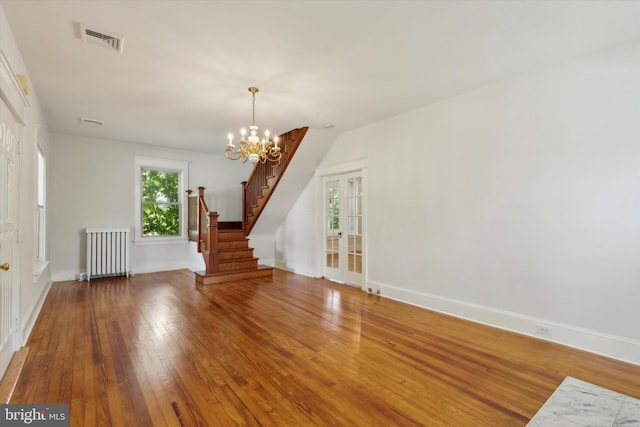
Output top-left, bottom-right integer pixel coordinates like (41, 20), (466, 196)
(527, 376), (640, 426)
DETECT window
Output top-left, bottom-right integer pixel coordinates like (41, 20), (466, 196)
(35, 147), (45, 262)
(142, 168), (180, 236)
(134, 157), (189, 244)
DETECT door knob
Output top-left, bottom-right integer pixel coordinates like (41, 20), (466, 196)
(1, 263), (9, 271)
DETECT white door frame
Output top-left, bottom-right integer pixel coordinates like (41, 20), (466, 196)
(315, 158), (367, 290)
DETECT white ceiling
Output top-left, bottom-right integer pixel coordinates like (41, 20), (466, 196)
(2, 0), (640, 153)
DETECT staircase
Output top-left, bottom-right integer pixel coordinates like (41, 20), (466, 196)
(195, 224), (273, 285)
(189, 126), (309, 286)
(188, 190), (273, 285)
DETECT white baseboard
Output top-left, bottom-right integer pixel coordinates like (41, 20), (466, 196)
(51, 269), (79, 282)
(130, 262), (191, 275)
(54, 262), (194, 282)
(369, 280), (640, 366)
(21, 280), (52, 345)
(274, 259), (320, 278)
(259, 258), (275, 267)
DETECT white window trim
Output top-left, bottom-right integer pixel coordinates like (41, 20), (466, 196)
(134, 156), (189, 245)
(34, 144), (46, 270)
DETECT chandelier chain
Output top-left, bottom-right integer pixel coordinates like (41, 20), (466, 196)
(252, 91), (256, 126)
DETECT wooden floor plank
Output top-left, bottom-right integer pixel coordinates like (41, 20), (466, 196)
(0, 347), (29, 403)
(9, 268), (640, 426)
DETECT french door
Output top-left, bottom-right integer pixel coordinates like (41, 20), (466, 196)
(323, 171), (364, 287)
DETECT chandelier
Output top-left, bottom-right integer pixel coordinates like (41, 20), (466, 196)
(225, 87), (282, 164)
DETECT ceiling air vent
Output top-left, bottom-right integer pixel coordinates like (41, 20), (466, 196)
(79, 23), (124, 53)
(80, 117), (104, 127)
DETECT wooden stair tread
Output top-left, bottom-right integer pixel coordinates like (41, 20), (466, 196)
(219, 256), (258, 262)
(195, 265), (274, 285)
(197, 264), (273, 277)
(217, 235), (248, 241)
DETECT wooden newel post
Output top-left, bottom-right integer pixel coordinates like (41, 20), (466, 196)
(241, 181), (247, 234)
(207, 211), (220, 273)
(186, 189), (197, 245)
(197, 187), (206, 252)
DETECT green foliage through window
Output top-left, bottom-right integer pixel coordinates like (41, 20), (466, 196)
(328, 186), (340, 230)
(141, 169), (180, 236)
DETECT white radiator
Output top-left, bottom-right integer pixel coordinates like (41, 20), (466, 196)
(85, 227), (131, 281)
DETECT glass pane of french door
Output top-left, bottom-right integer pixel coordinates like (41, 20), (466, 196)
(347, 176), (362, 274)
(325, 180), (340, 269)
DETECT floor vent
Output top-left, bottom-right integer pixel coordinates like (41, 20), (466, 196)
(79, 23), (124, 53)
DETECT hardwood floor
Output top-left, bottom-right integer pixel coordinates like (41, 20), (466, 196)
(11, 269), (640, 426)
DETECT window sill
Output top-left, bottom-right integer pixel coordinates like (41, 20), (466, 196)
(134, 237), (188, 246)
(33, 259), (49, 277)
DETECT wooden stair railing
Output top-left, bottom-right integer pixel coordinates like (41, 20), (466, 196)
(187, 187), (219, 273)
(242, 126), (309, 235)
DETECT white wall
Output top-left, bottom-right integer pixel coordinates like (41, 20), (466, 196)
(49, 133), (252, 280)
(0, 5), (52, 349)
(274, 178), (319, 277)
(277, 37), (640, 364)
(255, 127), (337, 272)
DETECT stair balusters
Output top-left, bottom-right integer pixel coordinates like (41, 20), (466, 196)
(242, 127), (308, 235)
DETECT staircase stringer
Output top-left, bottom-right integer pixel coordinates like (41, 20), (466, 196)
(242, 126), (309, 235)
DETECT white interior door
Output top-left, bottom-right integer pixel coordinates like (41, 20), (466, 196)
(323, 171), (364, 287)
(0, 91), (21, 375)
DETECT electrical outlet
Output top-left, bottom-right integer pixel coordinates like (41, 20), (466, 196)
(535, 324), (552, 337)
(376, 289), (381, 295)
